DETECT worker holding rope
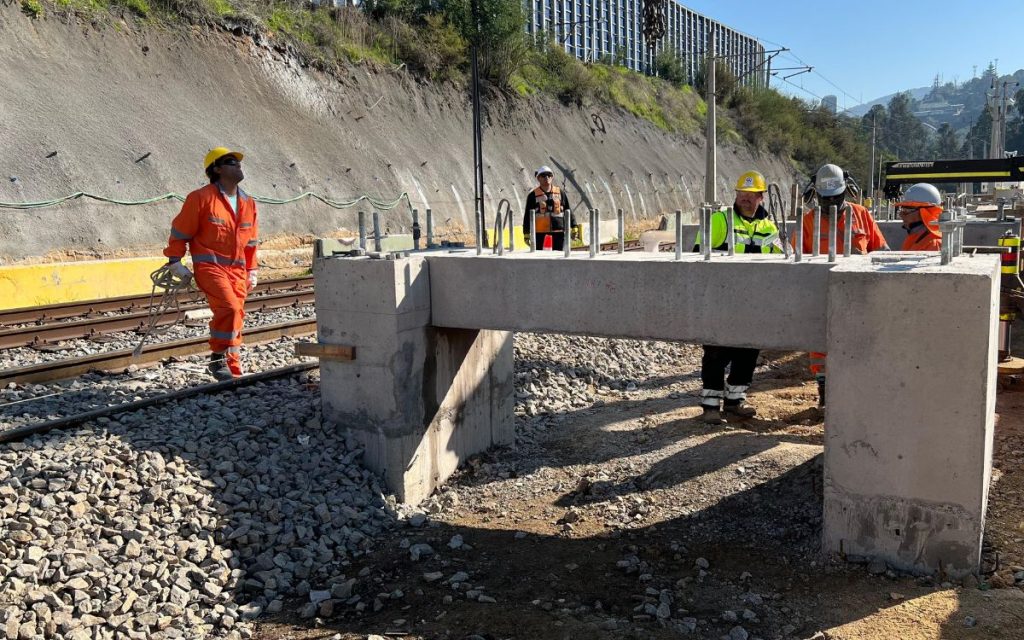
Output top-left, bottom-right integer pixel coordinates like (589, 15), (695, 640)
(162, 147), (259, 381)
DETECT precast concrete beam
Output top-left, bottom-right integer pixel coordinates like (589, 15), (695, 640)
(429, 251), (833, 352)
(822, 253), (998, 578)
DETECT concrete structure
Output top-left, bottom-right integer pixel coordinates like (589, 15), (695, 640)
(314, 249), (997, 578)
(525, 0), (765, 86)
(821, 95), (838, 114)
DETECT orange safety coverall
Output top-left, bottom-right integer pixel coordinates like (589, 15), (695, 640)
(163, 183), (259, 376)
(792, 202), (888, 378)
(901, 229), (942, 251)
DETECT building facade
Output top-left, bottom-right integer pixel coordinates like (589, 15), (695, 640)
(525, 0), (765, 86)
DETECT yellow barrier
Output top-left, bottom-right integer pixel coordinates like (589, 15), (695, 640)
(0, 257), (168, 310)
(484, 226), (530, 250)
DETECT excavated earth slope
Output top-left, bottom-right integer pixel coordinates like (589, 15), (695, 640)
(0, 3), (793, 262)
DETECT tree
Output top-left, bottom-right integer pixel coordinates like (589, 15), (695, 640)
(933, 123), (960, 159)
(881, 92), (927, 158)
(960, 108), (992, 158)
(653, 46), (687, 85)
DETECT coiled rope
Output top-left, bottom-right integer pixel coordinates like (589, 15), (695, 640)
(132, 263), (200, 358)
(0, 191), (411, 211)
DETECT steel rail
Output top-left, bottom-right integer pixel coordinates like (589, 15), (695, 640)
(0, 290), (315, 350)
(0, 362), (319, 444)
(0, 276), (314, 326)
(0, 319), (317, 386)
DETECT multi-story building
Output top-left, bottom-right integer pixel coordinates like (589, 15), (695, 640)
(525, 0), (765, 87)
(821, 95), (838, 114)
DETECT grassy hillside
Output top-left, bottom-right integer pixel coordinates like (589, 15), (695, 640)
(23, 0), (875, 184)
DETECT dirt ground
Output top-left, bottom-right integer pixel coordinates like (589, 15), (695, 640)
(251, 352), (1024, 640)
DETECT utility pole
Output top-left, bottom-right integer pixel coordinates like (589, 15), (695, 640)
(470, 0), (485, 247)
(704, 31), (717, 205)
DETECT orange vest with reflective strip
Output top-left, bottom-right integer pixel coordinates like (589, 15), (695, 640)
(532, 186), (562, 233)
(901, 229), (942, 251)
(164, 183), (259, 270)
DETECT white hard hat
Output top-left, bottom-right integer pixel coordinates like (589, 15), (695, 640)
(535, 165), (554, 177)
(898, 183), (942, 207)
(814, 164), (847, 197)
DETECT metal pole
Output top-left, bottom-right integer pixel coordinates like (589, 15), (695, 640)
(507, 207), (514, 253)
(475, 211), (483, 255)
(563, 209), (572, 258)
(702, 207), (712, 262)
(529, 208), (536, 253)
(704, 33), (717, 205)
(617, 208), (625, 254)
(794, 204), (804, 263)
(675, 209), (683, 261)
(940, 209), (953, 265)
(372, 211), (382, 252)
(828, 205), (837, 262)
(842, 204), (853, 258)
(726, 206), (735, 256)
(358, 211), (366, 250)
(812, 206), (821, 257)
(425, 208), (433, 248)
(590, 209), (598, 258)
(412, 209), (420, 251)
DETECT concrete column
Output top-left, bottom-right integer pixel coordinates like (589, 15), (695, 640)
(823, 255), (999, 578)
(314, 255), (514, 504)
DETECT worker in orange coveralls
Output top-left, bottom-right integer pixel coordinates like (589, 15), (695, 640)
(795, 163), (889, 409)
(163, 147), (259, 381)
(895, 183), (944, 252)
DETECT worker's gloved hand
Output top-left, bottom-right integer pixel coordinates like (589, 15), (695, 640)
(247, 270), (258, 292)
(167, 260), (192, 281)
(571, 227), (581, 241)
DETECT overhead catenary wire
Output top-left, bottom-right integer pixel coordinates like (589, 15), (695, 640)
(0, 191), (411, 211)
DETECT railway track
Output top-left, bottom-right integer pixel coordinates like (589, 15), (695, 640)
(0, 275), (313, 326)
(0, 318), (316, 386)
(0, 288), (315, 350)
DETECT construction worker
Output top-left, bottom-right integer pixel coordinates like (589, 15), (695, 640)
(694, 171), (782, 424)
(895, 183), (943, 251)
(797, 163), (889, 408)
(163, 147), (259, 381)
(522, 166), (576, 251)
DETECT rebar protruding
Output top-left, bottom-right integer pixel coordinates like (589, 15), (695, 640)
(358, 211), (367, 250)
(702, 207), (712, 262)
(372, 211), (382, 253)
(828, 205), (838, 262)
(564, 209), (572, 258)
(412, 209), (421, 251)
(529, 208), (536, 253)
(812, 206), (821, 257)
(590, 209), (598, 258)
(842, 203), (853, 258)
(794, 205), (804, 263)
(726, 205), (735, 256)
(617, 208), (625, 254)
(425, 208), (433, 249)
(675, 209), (683, 261)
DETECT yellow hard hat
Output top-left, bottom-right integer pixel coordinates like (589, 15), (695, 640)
(204, 147), (244, 169)
(735, 171), (767, 192)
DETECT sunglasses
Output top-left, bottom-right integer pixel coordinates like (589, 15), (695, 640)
(218, 157), (241, 167)
(539, 173), (553, 178)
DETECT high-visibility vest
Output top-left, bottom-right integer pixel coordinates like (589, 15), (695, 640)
(901, 228), (942, 251)
(532, 186), (563, 233)
(695, 206), (781, 253)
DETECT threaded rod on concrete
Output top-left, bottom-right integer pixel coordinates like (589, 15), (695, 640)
(529, 209), (536, 253)
(726, 205), (735, 256)
(412, 209), (420, 251)
(675, 210), (683, 261)
(358, 211), (367, 251)
(812, 207), (821, 257)
(590, 209), (598, 258)
(828, 205), (837, 262)
(372, 211), (382, 253)
(795, 205), (804, 263)
(702, 207), (712, 262)
(842, 204), (853, 258)
(425, 208), (433, 248)
(617, 209), (624, 254)
(564, 209), (572, 258)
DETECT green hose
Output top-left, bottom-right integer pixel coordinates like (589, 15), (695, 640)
(0, 191), (410, 211)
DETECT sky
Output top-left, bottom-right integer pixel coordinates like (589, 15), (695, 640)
(680, 0), (1023, 111)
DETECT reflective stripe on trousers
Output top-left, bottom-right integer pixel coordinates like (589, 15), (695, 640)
(700, 388), (723, 408)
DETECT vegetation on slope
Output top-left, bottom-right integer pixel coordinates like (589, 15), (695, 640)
(24, 0), (879, 184)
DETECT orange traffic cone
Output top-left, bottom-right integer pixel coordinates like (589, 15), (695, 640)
(543, 234), (553, 250)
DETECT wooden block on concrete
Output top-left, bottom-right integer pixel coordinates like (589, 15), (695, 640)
(294, 342), (356, 361)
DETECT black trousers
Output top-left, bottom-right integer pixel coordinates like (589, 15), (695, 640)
(700, 345), (760, 406)
(534, 232), (565, 251)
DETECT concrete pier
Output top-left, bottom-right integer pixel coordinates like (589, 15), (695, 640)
(313, 249), (997, 577)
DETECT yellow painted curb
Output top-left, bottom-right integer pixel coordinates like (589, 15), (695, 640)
(0, 257), (169, 311)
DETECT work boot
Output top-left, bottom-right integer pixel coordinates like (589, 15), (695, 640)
(723, 401), (757, 419)
(208, 353), (235, 382)
(817, 378), (826, 408)
(701, 407), (725, 425)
